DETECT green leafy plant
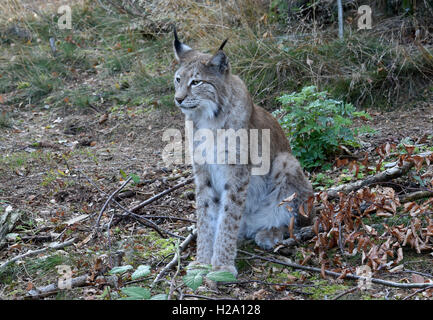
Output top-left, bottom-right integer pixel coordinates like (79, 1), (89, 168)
(120, 286), (168, 300)
(312, 172), (335, 190)
(108, 264), (168, 300)
(119, 169), (140, 184)
(109, 262), (235, 300)
(273, 86), (372, 169)
(182, 264), (237, 291)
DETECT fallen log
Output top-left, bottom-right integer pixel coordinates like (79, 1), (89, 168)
(26, 274), (119, 299)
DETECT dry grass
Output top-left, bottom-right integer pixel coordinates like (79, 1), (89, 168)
(0, 0), (85, 22)
(1, 0), (432, 110)
(117, 0), (433, 109)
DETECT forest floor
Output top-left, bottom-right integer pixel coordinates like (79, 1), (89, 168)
(1, 82), (432, 300)
(0, 1), (432, 300)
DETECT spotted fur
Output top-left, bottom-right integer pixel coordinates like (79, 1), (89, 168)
(173, 31), (314, 277)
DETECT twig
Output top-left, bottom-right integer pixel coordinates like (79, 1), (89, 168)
(116, 210), (183, 239)
(129, 178), (194, 213)
(182, 294), (222, 300)
(402, 285), (433, 300)
(140, 215), (196, 224)
(6, 234), (53, 243)
(238, 250), (433, 289)
(220, 279), (313, 287)
(332, 286), (358, 300)
(109, 177), (194, 238)
(399, 190), (433, 203)
(78, 170), (180, 238)
(95, 176), (132, 228)
(26, 274), (89, 299)
(402, 269), (433, 279)
(106, 212), (116, 266)
(152, 228), (197, 286)
(0, 238), (75, 271)
(155, 253), (175, 267)
(168, 239), (181, 300)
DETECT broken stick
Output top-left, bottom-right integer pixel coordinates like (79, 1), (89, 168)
(129, 178), (194, 213)
(152, 228), (197, 286)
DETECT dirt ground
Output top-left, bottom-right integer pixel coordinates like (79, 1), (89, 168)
(1, 80), (433, 299)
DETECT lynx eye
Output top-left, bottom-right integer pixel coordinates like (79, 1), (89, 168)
(190, 80), (202, 87)
(175, 76), (180, 83)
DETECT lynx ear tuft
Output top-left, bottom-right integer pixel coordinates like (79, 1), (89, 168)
(173, 26), (192, 62)
(218, 38), (228, 51)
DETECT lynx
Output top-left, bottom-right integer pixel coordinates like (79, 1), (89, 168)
(173, 29), (314, 277)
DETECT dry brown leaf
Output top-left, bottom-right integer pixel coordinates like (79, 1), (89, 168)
(289, 216), (295, 239)
(279, 192), (297, 206)
(336, 158), (349, 168)
(412, 155), (424, 172)
(98, 113), (109, 124)
(320, 264), (326, 279)
(299, 203), (308, 218)
(411, 273), (425, 284)
(404, 144), (415, 155)
(26, 282), (34, 291)
(395, 247), (404, 264)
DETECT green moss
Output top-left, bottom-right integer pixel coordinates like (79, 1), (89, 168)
(126, 231), (177, 262)
(304, 280), (348, 299)
(267, 271), (291, 283)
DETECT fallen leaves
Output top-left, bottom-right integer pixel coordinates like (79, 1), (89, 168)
(310, 145), (433, 274)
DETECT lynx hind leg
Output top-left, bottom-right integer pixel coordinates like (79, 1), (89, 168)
(251, 153), (313, 249)
(272, 152), (314, 224)
(254, 226), (285, 250)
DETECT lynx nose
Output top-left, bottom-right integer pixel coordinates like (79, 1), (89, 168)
(175, 96), (185, 105)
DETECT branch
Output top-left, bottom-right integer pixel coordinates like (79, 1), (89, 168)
(95, 176), (132, 228)
(239, 250), (433, 289)
(326, 158), (415, 199)
(129, 178), (194, 213)
(399, 190), (433, 203)
(0, 238), (75, 271)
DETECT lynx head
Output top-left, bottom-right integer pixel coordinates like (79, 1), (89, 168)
(173, 28), (230, 121)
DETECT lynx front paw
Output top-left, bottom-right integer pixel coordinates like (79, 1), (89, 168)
(186, 259), (213, 271)
(212, 264), (238, 278)
(187, 260), (202, 269)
